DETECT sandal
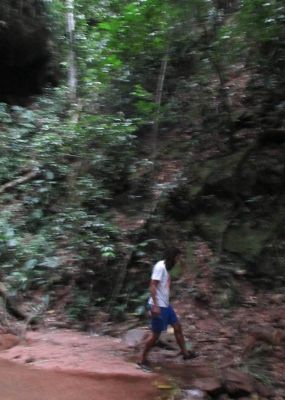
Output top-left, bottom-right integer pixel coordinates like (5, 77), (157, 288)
(183, 351), (199, 360)
(137, 361), (153, 372)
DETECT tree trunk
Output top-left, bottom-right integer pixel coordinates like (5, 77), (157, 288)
(152, 48), (169, 161)
(66, 0), (77, 102)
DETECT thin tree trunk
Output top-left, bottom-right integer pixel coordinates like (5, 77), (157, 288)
(107, 246), (133, 312)
(66, 0), (77, 102)
(152, 48), (169, 161)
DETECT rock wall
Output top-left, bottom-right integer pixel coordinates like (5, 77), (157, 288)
(160, 137), (285, 284)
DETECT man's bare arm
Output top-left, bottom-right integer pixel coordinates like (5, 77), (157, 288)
(150, 280), (160, 314)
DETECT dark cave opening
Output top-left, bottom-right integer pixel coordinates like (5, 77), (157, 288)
(0, 13), (58, 105)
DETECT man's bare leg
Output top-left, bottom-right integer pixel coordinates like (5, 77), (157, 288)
(172, 322), (198, 359)
(140, 331), (161, 364)
(172, 322), (188, 356)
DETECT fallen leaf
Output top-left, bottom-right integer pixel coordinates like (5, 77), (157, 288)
(156, 384), (173, 390)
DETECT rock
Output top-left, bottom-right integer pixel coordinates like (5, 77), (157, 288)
(254, 381), (273, 398)
(190, 377), (221, 394)
(222, 369), (254, 396)
(121, 328), (148, 347)
(219, 327), (234, 337)
(269, 294), (284, 305)
(196, 318), (219, 331)
(25, 356), (35, 363)
(156, 331), (177, 350)
(237, 398), (251, 400)
(0, 334), (20, 351)
(217, 395), (232, 400)
(181, 389), (208, 399)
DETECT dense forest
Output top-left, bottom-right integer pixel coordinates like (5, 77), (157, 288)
(1, 1), (285, 399)
(0, 0), (284, 322)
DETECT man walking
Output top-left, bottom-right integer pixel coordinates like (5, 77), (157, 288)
(138, 248), (197, 370)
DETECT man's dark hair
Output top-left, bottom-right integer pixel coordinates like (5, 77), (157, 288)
(164, 248), (181, 270)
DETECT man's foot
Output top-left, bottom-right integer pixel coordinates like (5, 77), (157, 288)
(137, 360), (153, 372)
(182, 351), (199, 360)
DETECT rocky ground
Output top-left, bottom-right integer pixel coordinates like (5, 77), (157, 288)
(0, 329), (167, 400)
(107, 259), (285, 400)
(1, 265), (285, 400)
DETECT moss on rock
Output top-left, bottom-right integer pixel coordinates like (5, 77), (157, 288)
(223, 220), (273, 262)
(195, 210), (230, 245)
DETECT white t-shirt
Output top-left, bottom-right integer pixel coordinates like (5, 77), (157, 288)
(149, 260), (170, 307)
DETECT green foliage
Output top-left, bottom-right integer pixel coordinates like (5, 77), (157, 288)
(0, 86), (137, 298)
(1, 0), (285, 318)
(67, 287), (95, 321)
(131, 84), (156, 121)
(0, 211), (58, 292)
(238, 0), (285, 43)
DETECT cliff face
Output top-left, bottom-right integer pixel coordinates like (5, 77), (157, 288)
(135, 58), (285, 287)
(0, 1), (58, 104)
(164, 145), (284, 281)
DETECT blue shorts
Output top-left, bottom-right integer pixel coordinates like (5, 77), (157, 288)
(148, 304), (178, 333)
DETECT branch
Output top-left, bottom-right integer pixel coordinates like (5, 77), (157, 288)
(0, 168), (40, 194)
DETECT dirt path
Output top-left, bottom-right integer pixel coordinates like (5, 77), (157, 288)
(0, 329), (164, 400)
